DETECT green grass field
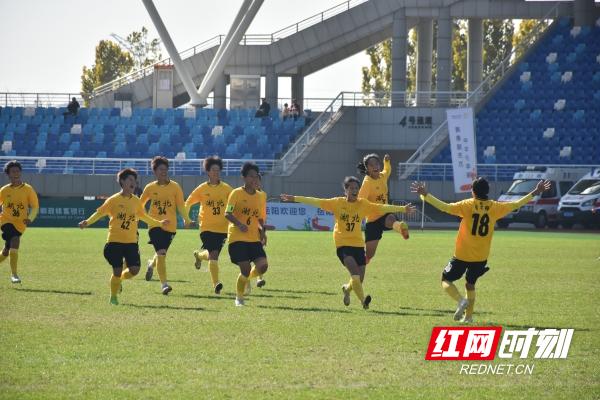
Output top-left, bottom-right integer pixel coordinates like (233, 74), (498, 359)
(0, 228), (598, 399)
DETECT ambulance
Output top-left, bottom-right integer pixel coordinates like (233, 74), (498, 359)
(496, 166), (587, 229)
(557, 168), (600, 228)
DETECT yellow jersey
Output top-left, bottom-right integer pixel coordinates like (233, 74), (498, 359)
(358, 158), (391, 222)
(226, 187), (266, 243)
(258, 189), (267, 221)
(0, 183), (39, 233)
(295, 196), (408, 248)
(186, 181), (233, 233)
(140, 180), (187, 233)
(422, 193), (533, 261)
(93, 193), (160, 243)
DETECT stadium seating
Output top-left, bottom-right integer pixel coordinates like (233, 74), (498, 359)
(432, 18), (600, 166)
(0, 106), (306, 160)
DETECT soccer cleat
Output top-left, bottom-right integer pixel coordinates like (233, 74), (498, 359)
(341, 284), (351, 306)
(145, 261), (154, 281)
(193, 250), (202, 270)
(399, 221), (410, 240)
(214, 282), (223, 295)
(256, 278), (266, 288)
(362, 295), (372, 310)
(235, 297), (245, 307)
(454, 298), (469, 321)
(244, 280), (252, 296)
(109, 295), (119, 305)
(10, 275), (21, 284)
(161, 284), (172, 295)
(460, 316), (473, 324)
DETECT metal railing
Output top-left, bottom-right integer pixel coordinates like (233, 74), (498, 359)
(0, 92), (83, 108)
(397, 163), (599, 182)
(276, 92), (345, 174)
(0, 156), (276, 176)
(399, 5), (559, 178)
(92, 0), (367, 97)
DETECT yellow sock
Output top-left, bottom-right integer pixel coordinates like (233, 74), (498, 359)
(442, 281), (463, 302)
(9, 249), (18, 276)
(156, 255), (167, 284)
(346, 277), (354, 292)
(249, 267), (260, 279)
(236, 274), (248, 298)
(208, 260), (219, 286)
(350, 275), (365, 302)
(197, 250), (210, 261)
(150, 254), (157, 268)
(121, 268), (134, 280)
(110, 274), (121, 296)
(0, 253), (7, 264)
(466, 289), (476, 318)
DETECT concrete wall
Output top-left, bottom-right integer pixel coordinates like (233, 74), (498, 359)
(355, 107), (447, 150)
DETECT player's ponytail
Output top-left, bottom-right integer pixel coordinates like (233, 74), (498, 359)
(356, 161), (367, 175)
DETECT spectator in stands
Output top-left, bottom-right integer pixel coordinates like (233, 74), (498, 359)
(282, 103), (291, 120)
(64, 97), (80, 117)
(290, 99), (302, 120)
(255, 98), (270, 118)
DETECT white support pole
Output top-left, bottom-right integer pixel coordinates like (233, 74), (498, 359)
(197, 0), (264, 105)
(202, 0), (253, 88)
(141, 0), (203, 106)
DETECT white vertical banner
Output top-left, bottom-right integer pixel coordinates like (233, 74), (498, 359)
(446, 107), (477, 193)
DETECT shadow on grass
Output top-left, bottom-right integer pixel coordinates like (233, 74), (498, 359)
(184, 294), (235, 301)
(120, 303), (208, 312)
(13, 288), (93, 296)
(184, 292), (302, 300)
(370, 309), (445, 317)
(486, 322), (592, 332)
(260, 288), (338, 296)
(144, 279), (191, 283)
(256, 304), (351, 314)
(248, 293), (303, 299)
(397, 306), (493, 316)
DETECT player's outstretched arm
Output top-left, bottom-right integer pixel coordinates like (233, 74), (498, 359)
(410, 181), (454, 214)
(281, 194), (321, 207)
(138, 211), (168, 228)
(369, 201), (416, 215)
(505, 179), (552, 212)
(78, 211), (105, 229)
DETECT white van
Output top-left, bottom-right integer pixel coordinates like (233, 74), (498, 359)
(557, 168), (600, 229)
(497, 166), (587, 229)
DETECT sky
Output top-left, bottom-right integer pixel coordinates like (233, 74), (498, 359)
(0, 0), (371, 100)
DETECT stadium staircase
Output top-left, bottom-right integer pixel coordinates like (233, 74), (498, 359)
(402, 16), (600, 181)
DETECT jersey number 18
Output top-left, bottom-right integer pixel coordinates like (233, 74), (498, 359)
(471, 213), (489, 236)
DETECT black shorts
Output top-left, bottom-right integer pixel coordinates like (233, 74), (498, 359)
(442, 257), (490, 284)
(1, 223), (22, 248)
(103, 242), (141, 270)
(228, 241), (266, 264)
(364, 213), (393, 242)
(200, 231), (227, 252)
(336, 246), (367, 267)
(147, 227), (175, 252)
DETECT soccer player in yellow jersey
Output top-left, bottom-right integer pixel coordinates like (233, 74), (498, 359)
(185, 156), (233, 294)
(79, 168), (169, 305)
(281, 176), (414, 309)
(357, 153), (410, 264)
(411, 177), (551, 323)
(225, 162), (268, 306)
(0, 161), (39, 283)
(244, 173), (268, 294)
(140, 156), (190, 295)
